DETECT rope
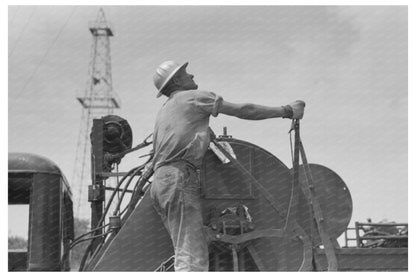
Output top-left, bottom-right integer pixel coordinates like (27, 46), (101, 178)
(284, 130), (296, 230)
(289, 127), (294, 163)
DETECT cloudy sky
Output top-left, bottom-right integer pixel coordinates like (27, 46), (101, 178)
(8, 6), (408, 236)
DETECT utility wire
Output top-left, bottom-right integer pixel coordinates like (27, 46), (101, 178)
(15, 7), (77, 98)
(8, 6), (36, 58)
(8, 6), (21, 29)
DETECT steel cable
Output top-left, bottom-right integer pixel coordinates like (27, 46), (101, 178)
(15, 7), (77, 98)
(8, 6), (35, 58)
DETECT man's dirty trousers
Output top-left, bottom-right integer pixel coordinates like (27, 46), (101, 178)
(150, 161), (209, 271)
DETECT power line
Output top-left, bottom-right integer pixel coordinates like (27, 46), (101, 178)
(8, 6), (21, 28)
(15, 7), (77, 99)
(8, 6), (36, 58)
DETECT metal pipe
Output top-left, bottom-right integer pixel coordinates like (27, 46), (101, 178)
(105, 186), (134, 193)
(357, 223), (408, 227)
(361, 235), (408, 240)
(355, 222), (361, 247)
(231, 246), (238, 271)
(344, 229), (349, 247)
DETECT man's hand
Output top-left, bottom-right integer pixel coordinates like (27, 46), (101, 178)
(287, 100), (305, 119)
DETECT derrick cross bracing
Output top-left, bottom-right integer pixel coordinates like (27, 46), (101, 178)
(73, 8), (121, 222)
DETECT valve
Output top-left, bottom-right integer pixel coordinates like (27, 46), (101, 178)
(218, 126), (232, 138)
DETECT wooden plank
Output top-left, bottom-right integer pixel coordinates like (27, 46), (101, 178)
(315, 248), (408, 271)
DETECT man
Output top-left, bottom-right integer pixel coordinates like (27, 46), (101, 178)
(150, 60), (305, 271)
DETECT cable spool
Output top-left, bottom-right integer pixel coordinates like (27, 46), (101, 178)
(89, 137), (353, 271)
(290, 164), (353, 247)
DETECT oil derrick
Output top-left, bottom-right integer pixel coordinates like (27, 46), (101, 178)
(73, 8), (120, 220)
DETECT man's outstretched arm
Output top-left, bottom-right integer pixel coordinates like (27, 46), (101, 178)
(218, 100), (305, 120)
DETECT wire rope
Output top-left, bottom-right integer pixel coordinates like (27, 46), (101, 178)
(8, 6), (35, 58)
(15, 7), (77, 98)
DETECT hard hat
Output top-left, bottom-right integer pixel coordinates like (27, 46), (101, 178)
(153, 61), (188, 98)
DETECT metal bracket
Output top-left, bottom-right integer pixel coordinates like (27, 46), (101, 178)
(205, 227), (285, 245)
(88, 184), (105, 202)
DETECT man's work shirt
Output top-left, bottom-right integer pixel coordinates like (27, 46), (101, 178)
(153, 90), (223, 170)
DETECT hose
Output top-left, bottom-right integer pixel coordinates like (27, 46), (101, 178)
(79, 165), (142, 271)
(113, 165), (145, 215)
(71, 230), (112, 249)
(71, 223), (110, 247)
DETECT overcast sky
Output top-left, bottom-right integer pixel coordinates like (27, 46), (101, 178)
(8, 6), (408, 236)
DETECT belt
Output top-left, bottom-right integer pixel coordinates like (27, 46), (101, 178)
(154, 159), (199, 172)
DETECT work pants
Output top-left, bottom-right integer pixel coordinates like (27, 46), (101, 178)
(150, 161), (208, 271)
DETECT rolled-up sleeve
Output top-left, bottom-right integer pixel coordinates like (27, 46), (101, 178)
(193, 91), (223, 117)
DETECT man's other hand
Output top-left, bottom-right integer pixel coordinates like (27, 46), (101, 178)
(289, 100), (305, 119)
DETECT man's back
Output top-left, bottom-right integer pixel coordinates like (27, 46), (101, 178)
(153, 89), (223, 170)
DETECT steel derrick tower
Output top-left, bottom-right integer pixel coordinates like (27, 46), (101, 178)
(73, 8), (120, 219)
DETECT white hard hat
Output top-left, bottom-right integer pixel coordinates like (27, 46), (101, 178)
(153, 61), (188, 98)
